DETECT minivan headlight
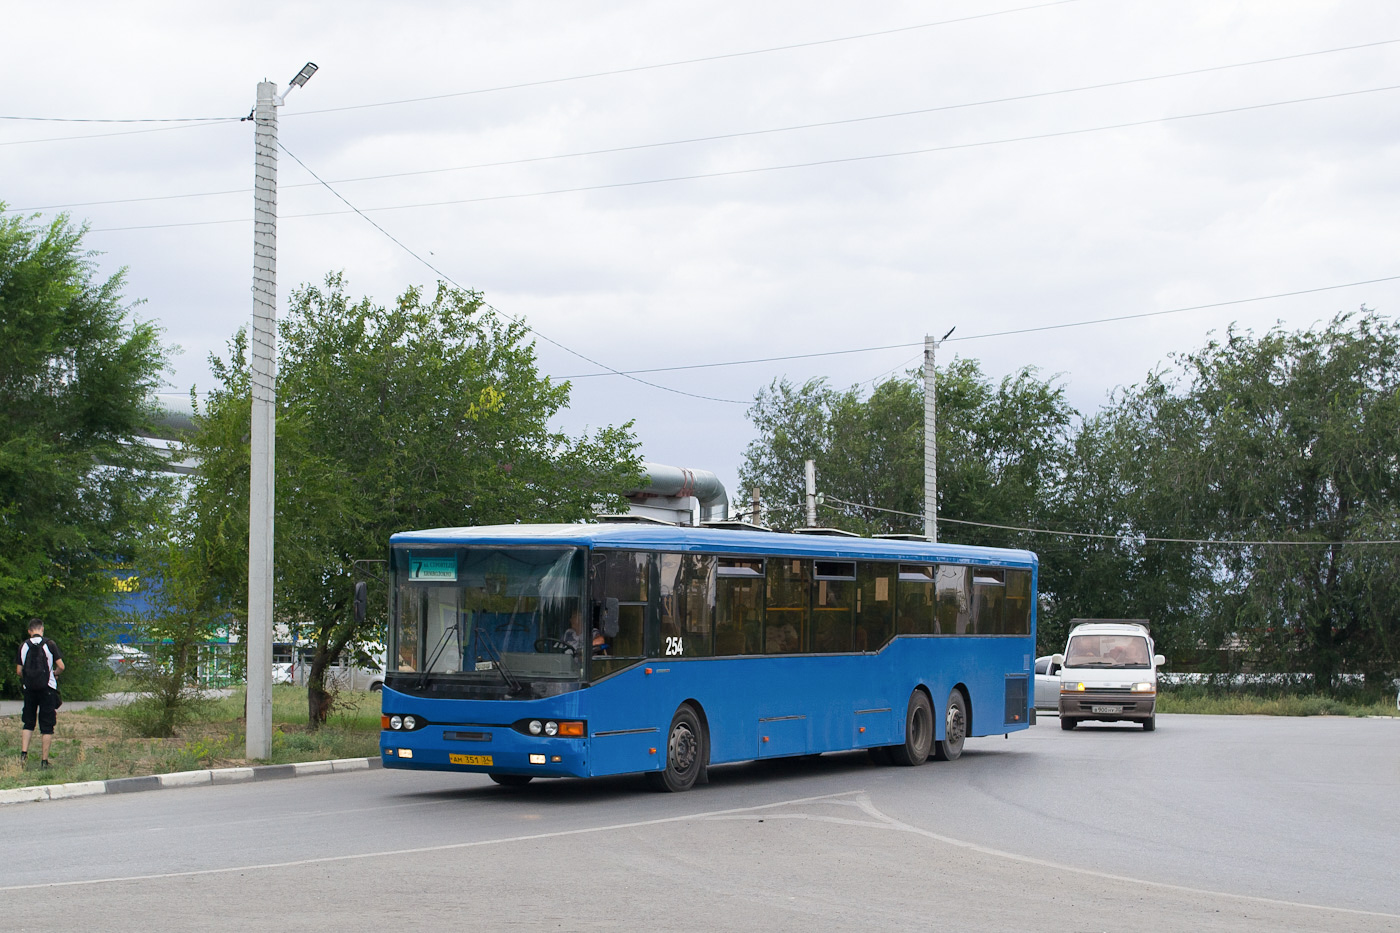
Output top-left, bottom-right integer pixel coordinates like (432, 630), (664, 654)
(1061, 682), (1085, 692)
(1131, 682), (1155, 693)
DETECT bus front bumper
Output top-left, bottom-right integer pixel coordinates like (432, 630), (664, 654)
(380, 726), (587, 778)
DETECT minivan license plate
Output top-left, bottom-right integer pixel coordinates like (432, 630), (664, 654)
(449, 754), (493, 766)
(1091, 705), (1123, 714)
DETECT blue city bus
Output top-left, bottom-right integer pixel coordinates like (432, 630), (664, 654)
(379, 523), (1036, 791)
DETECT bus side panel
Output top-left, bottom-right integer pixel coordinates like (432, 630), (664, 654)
(888, 636), (1034, 739)
(580, 637), (1033, 777)
(581, 651), (908, 774)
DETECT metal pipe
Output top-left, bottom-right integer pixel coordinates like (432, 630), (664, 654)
(624, 462), (730, 522)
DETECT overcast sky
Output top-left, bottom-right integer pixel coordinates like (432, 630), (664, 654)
(5, 0), (1399, 516)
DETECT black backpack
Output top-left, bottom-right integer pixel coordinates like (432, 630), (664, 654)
(21, 639), (53, 690)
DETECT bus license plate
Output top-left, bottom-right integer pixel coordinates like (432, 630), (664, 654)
(1091, 705), (1123, 714)
(449, 754), (493, 766)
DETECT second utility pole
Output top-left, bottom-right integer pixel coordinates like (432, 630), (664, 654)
(924, 327), (954, 542)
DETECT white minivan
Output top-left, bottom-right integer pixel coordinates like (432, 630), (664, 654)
(1054, 620), (1165, 731)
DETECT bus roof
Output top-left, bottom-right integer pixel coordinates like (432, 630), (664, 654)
(389, 523), (1037, 568)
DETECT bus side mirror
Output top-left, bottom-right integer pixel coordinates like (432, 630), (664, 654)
(353, 581), (368, 624)
(1154, 654), (1166, 668)
(602, 597), (620, 638)
(1051, 653), (1064, 666)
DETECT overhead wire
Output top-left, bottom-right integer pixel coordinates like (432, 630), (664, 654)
(0, 118), (244, 148)
(17, 34), (1399, 211)
(0, 0), (1083, 148)
(820, 496), (1400, 546)
(285, 0), (1088, 117)
(276, 141), (747, 405)
(552, 273), (1400, 379)
(83, 82), (1400, 233)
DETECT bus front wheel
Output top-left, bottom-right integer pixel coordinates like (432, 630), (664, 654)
(934, 689), (967, 761)
(890, 690), (933, 766)
(647, 704), (707, 793)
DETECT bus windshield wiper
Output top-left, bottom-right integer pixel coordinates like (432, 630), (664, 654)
(420, 620), (461, 687)
(475, 626), (526, 696)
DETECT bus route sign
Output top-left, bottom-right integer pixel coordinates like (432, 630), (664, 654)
(409, 556), (457, 581)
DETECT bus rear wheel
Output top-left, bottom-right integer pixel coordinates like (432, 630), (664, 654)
(934, 689), (967, 761)
(890, 690), (933, 766)
(647, 704), (706, 793)
(489, 774), (533, 787)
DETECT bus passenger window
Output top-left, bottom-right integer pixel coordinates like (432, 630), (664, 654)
(765, 558), (810, 654)
(896, 565), (935, 635)
(812, 561), (855, 652)
(935, 566), (971, 634)
(591, 551), (651, 675)
(716, 559), (763, 655)
(855, 562), (896, 650)
(659, 553), (715, 657)
(1004, 569), (1031, 635)
(972, 568), (1006, 634)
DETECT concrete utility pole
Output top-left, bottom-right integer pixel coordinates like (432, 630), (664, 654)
(246, 64), (317, 761)
(923, 327), (955, 542)
(805, 459), (817, 527)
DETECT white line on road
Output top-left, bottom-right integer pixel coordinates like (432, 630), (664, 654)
(3, 786), (1396, 922)
(0, 790), (866, 892)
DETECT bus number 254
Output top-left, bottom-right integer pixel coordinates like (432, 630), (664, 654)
(664, 636), (684, 656)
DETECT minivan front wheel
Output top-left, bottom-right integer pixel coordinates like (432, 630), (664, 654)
(1143, 715), (1156, 732)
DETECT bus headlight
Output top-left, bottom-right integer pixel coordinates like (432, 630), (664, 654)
(390, 715), (403, 730)
(544, 721), (559, 736)
(528, 720), (543, 735)
(403, 715), (417, 729)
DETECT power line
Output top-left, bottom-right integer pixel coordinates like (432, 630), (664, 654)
(20, 35), (1397, 213)
(0, 118), (244, 148)
(84, 82), (1400, 233)
(0, 113), (242, 124)
(821, 496), (1400, 546)
(286, 0), (1087, 117)
(277, 142), (747, 406)
(943, 275), (1400, 345)
(546, 273), (1400, 379)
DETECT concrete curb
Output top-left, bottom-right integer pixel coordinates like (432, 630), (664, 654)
(0, 756), (381, 806)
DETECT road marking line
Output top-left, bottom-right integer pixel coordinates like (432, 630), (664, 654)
(0, 790), (864, 892)
(7, 784), (1396, 921)
(844, 794), (1400, 921)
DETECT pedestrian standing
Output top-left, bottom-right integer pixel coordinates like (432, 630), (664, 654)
(16, 618), (64, 769)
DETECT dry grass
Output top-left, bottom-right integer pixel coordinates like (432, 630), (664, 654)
(0, 685), (380, 790)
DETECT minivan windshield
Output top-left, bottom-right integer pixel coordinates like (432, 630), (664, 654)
(1065, 633), (1151, 669)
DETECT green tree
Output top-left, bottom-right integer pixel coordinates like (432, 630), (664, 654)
(0, 208), (172, 698)
(738, 360), (1075, 541)
(120, 533), (225, 737)
(189, 275), (641, 728)
(1104, 313), (1400, 691)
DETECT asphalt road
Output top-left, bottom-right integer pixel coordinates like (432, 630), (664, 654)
(1, 714), (1396, 932)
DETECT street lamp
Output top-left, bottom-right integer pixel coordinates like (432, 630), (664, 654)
(246, 61), (316, 761)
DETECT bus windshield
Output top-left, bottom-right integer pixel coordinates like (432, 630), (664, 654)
(392, 546), (585, 684)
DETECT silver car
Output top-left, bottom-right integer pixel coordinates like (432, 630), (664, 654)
(1033, 655), (1063, 710)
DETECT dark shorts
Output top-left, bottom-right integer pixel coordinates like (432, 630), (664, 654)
(21, 687), (57, 735)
